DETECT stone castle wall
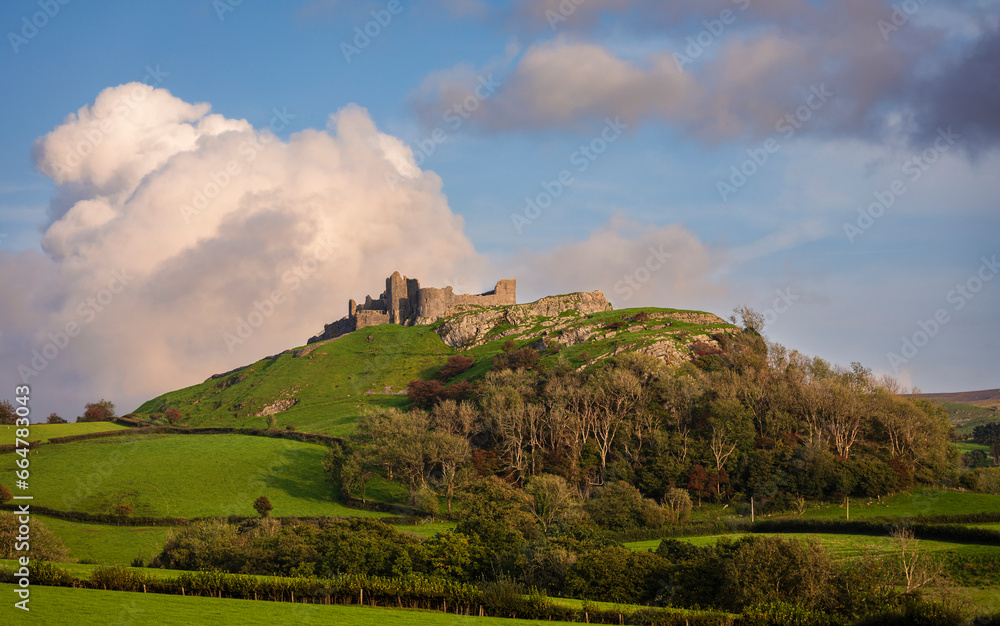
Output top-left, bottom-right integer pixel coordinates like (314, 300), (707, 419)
(308, 272), (516, 343)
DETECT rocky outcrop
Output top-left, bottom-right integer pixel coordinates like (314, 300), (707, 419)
(256, 398), (299, 417)
(435, 291), (612, 348)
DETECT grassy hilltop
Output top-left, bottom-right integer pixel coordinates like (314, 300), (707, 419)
(134, 301), (735, 435)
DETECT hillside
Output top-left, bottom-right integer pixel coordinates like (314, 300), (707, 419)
(134, 292), (737, 435)
(25, 433), (374, 519)
(908, 389), (1000, 435)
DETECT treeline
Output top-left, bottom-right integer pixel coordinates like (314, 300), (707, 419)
(332, 316), (957, 518)
(136, 511), (977, 624)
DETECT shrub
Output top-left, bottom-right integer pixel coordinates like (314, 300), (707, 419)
(0, 484), (11, 506)
(565, 545), (666, 604)
(91, 563), (150, 592)
(742, 600), (838, 626)
(720, 536), (838, 612)
(46, 413), (67, 424)
(253, 495), (273, 518)
(440, 355), (474, 380)
(33, 561), (76, 586)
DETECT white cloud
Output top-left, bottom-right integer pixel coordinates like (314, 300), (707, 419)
(1, 85), (483, 417)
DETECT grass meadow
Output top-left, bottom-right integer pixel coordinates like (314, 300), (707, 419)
(0, 583), (571, 626)
(19, 433), (380, 519)
(0, 422), (129, 446)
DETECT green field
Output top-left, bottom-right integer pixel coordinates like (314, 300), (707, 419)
(686, 489), (1000, 523)
(16, 433), (379, 519)
(626, 532), (1000, 560)
(0, 422), (129, 446)
(0, 584), (572, 626)
(37, 516), (171, 564)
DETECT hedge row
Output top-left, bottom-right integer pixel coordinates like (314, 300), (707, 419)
(749, 518), (1000, 546)
(1, 564), (736, 625)
(605, 519), (753, 544)
(0, 424), (344, 455)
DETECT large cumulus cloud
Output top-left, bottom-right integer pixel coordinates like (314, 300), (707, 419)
(0, 84), (484, 418)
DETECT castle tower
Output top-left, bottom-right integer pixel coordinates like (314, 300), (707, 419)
(385, 271), (410, 324)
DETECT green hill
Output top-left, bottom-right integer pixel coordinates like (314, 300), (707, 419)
(134, 296), (736, 436)
(22, 433), (379, 519)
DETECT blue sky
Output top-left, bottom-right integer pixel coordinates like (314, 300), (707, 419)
(0, 0), (997, 419)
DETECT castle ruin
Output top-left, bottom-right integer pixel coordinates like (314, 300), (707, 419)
(309, 272), (516, 343)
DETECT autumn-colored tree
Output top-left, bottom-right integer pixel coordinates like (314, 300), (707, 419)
(46, 412), (67, 424)
(0, 400), (15, 425)
(80, 399), (115, 422)
(164, 408), (183, 425)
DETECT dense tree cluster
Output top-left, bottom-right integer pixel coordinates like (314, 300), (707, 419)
(342, 322), (957, 516)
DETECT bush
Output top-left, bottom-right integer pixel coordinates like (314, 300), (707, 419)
(852, 596), (966, 626)
(32, 561), (76, 586)
(0, 484), (11, 505)
(253, 495), (273, 518)
(742, 600), (839, 626)
(440, 355), (474, 380)
(720, 535), (837, 612)
(565, 545), (666, 604)
(586, 481), (663, 530)
(91, 563), (150, 592)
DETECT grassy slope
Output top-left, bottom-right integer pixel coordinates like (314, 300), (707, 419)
(133, 306), (734, 436)
(0, 584), (572, 626)
(21, 433), (379, 519)
(0, 422), (129, 446)
(37, 516), (170, 564)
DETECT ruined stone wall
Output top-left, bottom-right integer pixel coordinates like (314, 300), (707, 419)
(415, 279), (516, 321)
(310, 273), (517, 344)
(355, 309), (390, 329)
